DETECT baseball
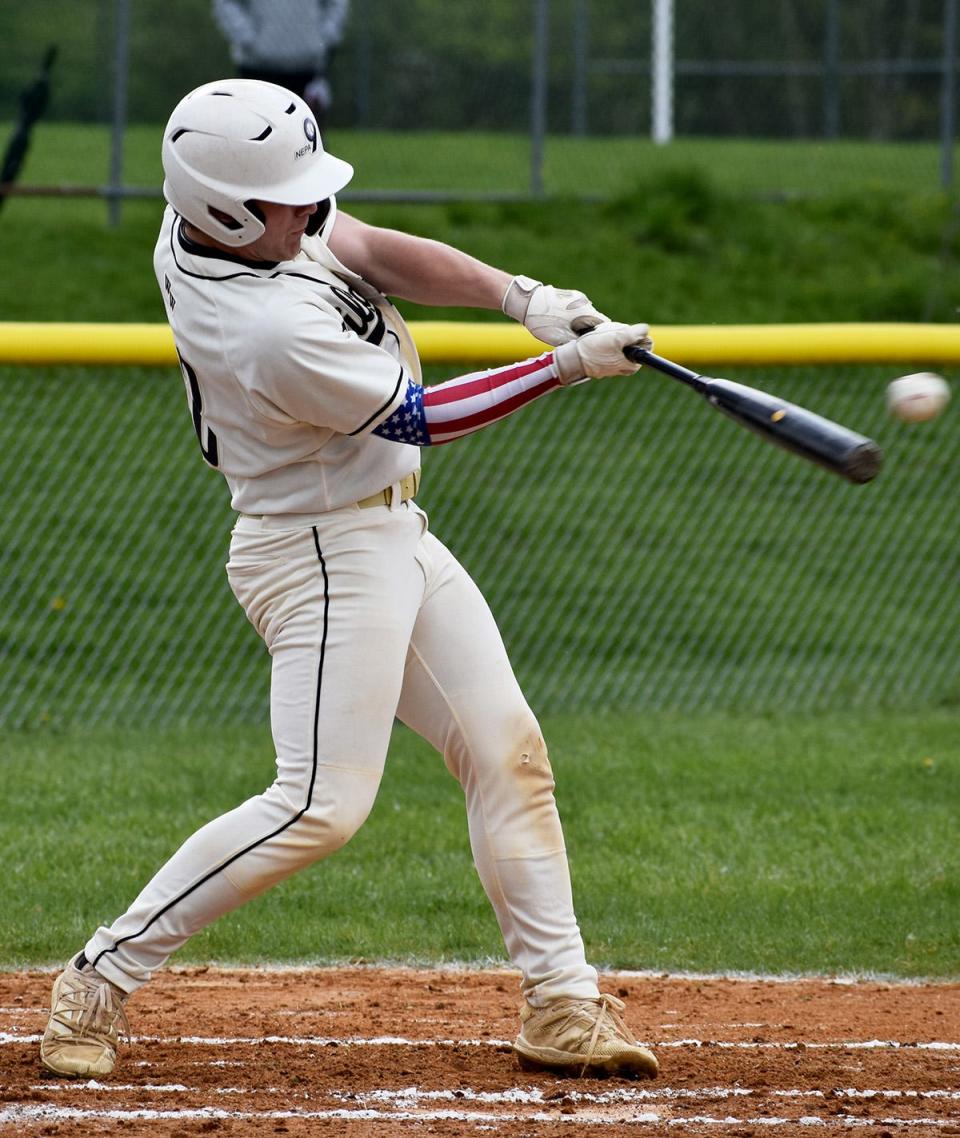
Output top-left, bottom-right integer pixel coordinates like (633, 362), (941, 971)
(886, 372), (950, 423)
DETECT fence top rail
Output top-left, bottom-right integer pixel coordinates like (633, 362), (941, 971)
(0, 322), (958, 368)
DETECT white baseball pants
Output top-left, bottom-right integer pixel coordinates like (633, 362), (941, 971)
(87, 498), (599, 1006)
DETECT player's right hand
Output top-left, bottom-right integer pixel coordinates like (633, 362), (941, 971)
(553, 321), (653, 385)
(501, 275), (610, 346)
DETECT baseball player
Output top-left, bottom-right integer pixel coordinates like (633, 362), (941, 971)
(40, 80), (658, 1083)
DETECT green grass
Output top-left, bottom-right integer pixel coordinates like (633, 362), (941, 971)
(3, 713), (957, 977)
(0, 125), (956, 325)
(6, 123), (952, 198)
(0, 170), (957, 326)
(1, 128), (958, 980)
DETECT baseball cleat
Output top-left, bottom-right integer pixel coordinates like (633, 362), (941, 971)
(40, 954), (129, 1077)
(514, 993), (658, 1079)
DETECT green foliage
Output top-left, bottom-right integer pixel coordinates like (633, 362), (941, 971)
(2, 714), (957, 976)
(602, 167), (725, 252)
(0, 131), (956, 324)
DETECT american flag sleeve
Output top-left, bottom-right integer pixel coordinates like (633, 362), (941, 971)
(372, 351), (562, 447)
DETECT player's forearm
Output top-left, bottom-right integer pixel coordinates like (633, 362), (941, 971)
(384, 236), (511, 308)
(371, 323), (651, 447)
(373, 353), (563, 447)
(329, 212), (511, 309)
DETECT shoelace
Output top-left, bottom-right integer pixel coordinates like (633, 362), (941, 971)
(56, 969), (130, 1042)
(580, 993), (630, 1076)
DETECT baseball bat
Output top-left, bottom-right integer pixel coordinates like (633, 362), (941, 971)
(623, 346), (883, 484)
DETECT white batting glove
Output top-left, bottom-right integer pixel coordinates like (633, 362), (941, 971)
(553, 321), (653, 386)
(501, 274), (609, 346)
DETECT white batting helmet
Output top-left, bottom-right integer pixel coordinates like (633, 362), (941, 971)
(161, 79), (354, 246)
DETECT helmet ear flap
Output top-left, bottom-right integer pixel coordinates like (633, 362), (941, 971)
(243, 200), (266, 227)
(187, 200), (266, 245)
(304, 198), (332, 237)
(207, 206), (244, 233)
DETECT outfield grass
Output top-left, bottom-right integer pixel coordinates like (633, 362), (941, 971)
(3, 713), (957, 978)
(6, 123), (951, 199)
(0, 167), (956, 326)
(3, 126), (956, 325)
(1, 128), (957, 981)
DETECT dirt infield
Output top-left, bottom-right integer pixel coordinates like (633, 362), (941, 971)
(1, 966), (958, 1135)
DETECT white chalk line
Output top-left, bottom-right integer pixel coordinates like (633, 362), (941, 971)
(1, 1103), (957, 1128)
(4, 1030), (960, 1051)
(11, 1077), (960, 1129)
(13, 961), (960, 988)
(28, 1082), (960, 1104)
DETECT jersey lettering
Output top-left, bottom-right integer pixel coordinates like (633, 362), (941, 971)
(163, 273), (176, 312)
(328, 284), (386, 346)
(177, 351), (220, 468)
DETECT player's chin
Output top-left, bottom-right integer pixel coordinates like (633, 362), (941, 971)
(287, 232), (307, 258)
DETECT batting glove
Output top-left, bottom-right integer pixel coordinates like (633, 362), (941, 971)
(502, 274), (609, 346)
(553, 321), (653, 385)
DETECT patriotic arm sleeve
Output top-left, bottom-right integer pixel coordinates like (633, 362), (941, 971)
(373, 351), (562, 446)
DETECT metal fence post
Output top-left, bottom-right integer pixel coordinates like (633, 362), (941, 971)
(652, 0), (674, 143)
(571, 0), (588, 136)
(531, 0), (549, 196)
(942, 0), (957, 191)
(823, 0), (840, 139)
(108, 0), (130, 227)
(353, 0), (370, 127)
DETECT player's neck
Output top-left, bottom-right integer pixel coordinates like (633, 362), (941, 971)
(182, 223), (231, 255)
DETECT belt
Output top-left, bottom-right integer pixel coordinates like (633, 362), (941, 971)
(356, 470), (420, 509)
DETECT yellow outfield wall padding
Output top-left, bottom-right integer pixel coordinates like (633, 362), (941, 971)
(0, 323), (177, 367)
(0, 321), (959, 368)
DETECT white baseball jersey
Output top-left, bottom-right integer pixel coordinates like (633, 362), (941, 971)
(153, 204), (420, 516)
(85, 203), (603, 1022)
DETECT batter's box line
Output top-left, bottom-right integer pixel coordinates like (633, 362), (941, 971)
(3, 1030), (960, 1051)
(29, 1082), (960, 1104)
(2, 1104), (959, 1129)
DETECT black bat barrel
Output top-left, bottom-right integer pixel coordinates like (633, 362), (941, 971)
(625, 347), (883, 485)
(704, 376), (883, 484)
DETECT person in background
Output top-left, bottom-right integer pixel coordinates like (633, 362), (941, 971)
(212, 0), (349, 127)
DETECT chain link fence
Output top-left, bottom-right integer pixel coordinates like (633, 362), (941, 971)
(1, 2), (958, 728)
(1, 0), (957, 200)
(2, 361), (957, 729)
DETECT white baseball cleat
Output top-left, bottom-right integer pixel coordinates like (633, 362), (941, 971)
(40, 954), (129, 1077)
(514, 993), (659, 1079)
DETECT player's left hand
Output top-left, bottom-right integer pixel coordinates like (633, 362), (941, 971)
(553, 320), (653, 385)
(502, 275), (609, 346)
